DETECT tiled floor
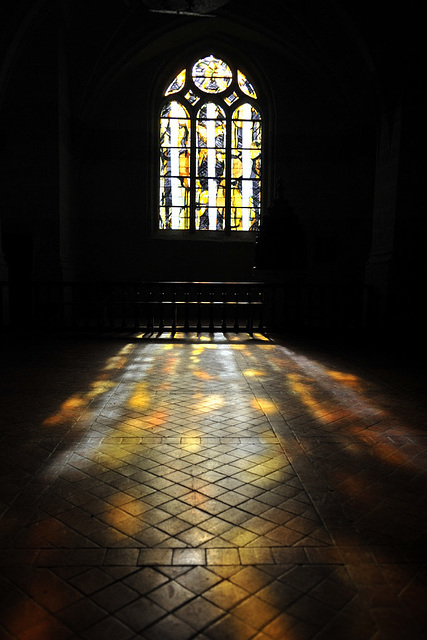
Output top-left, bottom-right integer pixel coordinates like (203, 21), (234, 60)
(0, 330), (426, 639)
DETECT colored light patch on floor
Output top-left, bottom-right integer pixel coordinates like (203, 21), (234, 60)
(1, 335), (426, 640)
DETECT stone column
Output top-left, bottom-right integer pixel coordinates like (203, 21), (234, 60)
(365, 105), (402, 331)
(0, 223), (9, 325)
(58, 0), (76, 282)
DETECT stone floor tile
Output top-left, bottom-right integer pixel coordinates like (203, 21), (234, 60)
(91, 581), (139, 611)
(309, 576), (356, 609)
(123, 567), (169, 594)
(217, 507), (249, 525)
(229, 566), (275, 592)
(69, 567), (114, 595)
(103, 548), (140, 565)
(142, 613), (195, 640)
(174, 596), (223, 629)
(147, 581), (195, 611)
(155, 516), (192, 536)
(199, 516), (232, 536)
(239, 548), (275, 565)
(0, 588), (52, 636)
(278, 565), (326, 592)
(286, 593), (337, 629)
(175, 566), (222, 594)
(220, 526), (258, 546)
(264, 525), (305, 545)
(204, 613), (257, 639)
(172, 548), (206, 565)
(137, 549), (174, 565)
(257, 579), (303, 608)
(176, 526), (215, 546)
(82, 617), (134, 640)
(260, 610), (311, 639)
(1, 334), (427, 639)
(203, 579), (248, 609)
(232, 594), (281, 629)
(4, 567), (82, 613)
(198, 499), (230, 516)
(55, 598), (108, 632)
(15, 615), (75, 639)
(115, 596), (166, 631)
(304, 547), (343, 563)
(177, 507), (211, 526)
(240, 515), (278, 536)
(206, 548), (240, 565)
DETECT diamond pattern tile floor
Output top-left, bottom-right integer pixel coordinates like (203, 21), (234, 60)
(0, 332), (426, 638)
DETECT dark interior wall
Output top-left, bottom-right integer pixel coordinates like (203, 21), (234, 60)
(60, 0), (378, 283)
(71, 12), (276, 282)
(390, 74), (427, 334)
(1, 0), (424, 337)
(279, 128), (375, 283)
(0, 4), (59, 280)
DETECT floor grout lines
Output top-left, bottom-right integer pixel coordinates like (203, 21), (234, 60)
(0, 333), (426, 638)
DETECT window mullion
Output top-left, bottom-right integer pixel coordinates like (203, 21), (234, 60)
(159, 56), (261, 233)
(225, 110), (232, 235)
(190, 105), (197, 233)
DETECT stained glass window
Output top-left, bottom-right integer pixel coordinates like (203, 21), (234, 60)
(192, 55), (232, 94)
(237, 70), (257, 99)
(159, 55), (261, 231)
(165, 70), (186, 96)
(231, 104), (262, 231)
(159, 101), (191, 230)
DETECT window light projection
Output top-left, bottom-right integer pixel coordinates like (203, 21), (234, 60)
(159, 55), (262, 231)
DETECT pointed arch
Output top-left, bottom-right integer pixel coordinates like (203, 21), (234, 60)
(159, 54), (262, 232)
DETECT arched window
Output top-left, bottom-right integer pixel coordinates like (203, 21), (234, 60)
(159, 54), (262, 232)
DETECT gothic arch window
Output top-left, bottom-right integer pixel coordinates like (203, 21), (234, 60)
(159, 54), (262, 232)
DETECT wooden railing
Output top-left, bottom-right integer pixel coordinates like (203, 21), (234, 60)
(0, 280), (369, 335)
(32, 281), (265, 334)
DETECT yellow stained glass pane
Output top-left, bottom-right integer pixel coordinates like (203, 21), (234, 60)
(231, 180), (261, 231)
(160, 206), (190, 230)
(232, 105), (262, 149)
(165, 69), (186, 96)
(225, 92), (239, 106)
(192, 55), (232, 94)
(196, 179), (226, 203)
(196, 206), (225, 230)
(160, 176), (189, 206)
(159, 101), (191, 230)
(161, 100), (189, 123)
(232, 152), (261, 179)
(197, 102), (226, 122)
(237, 70), (257, 99)
(197, 149), (226, 178)
(231, 206), (260, 231)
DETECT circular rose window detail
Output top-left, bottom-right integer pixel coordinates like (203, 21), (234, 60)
(192, 55), (232, 94)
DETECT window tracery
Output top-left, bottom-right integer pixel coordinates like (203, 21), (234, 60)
(159, 55), (262, 232)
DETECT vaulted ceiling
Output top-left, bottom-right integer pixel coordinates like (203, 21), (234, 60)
(0, 0), (424, 130)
